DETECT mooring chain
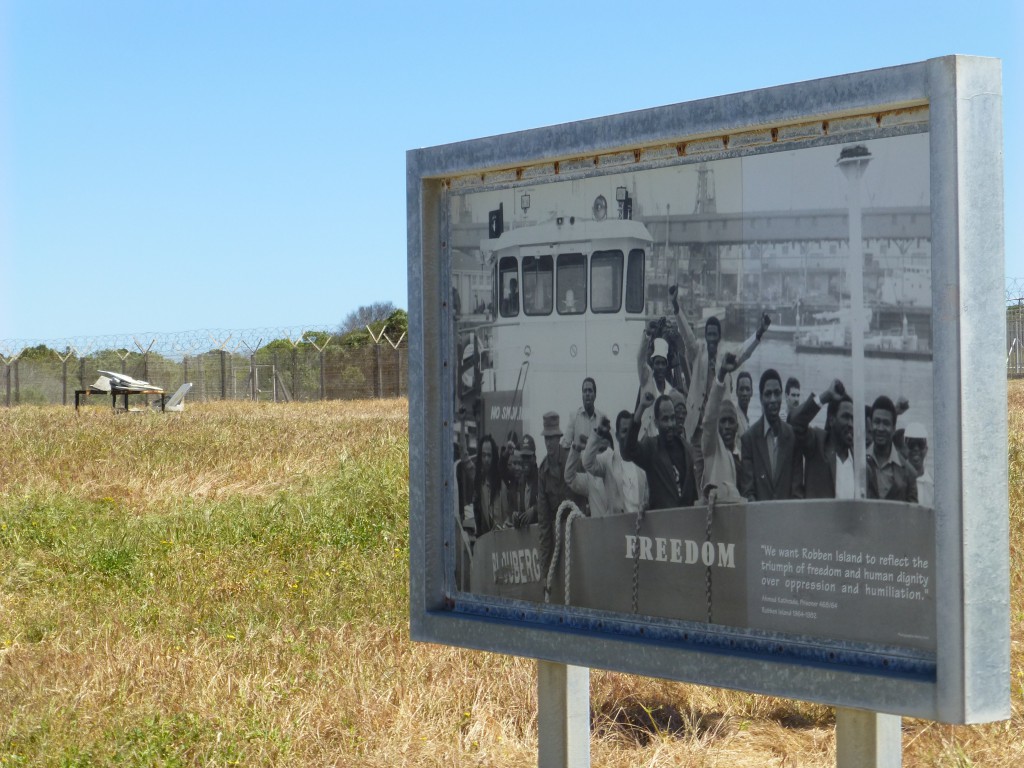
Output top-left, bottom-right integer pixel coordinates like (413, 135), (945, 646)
(705, 490), (717, 624)
(631, 509), (643, 614)
(544, 500), (583, 605)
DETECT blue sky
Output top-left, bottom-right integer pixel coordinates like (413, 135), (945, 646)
(1, 1), (1019, 341)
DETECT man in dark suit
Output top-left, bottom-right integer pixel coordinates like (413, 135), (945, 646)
(789, 380), (856, 499)
(740, 369), (798, 501)
(623, 390), (698, 511)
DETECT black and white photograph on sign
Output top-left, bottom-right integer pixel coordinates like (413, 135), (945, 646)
(450, 132), (936, 655)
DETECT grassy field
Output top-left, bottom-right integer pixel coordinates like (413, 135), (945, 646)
(0, 394), (1021, 766)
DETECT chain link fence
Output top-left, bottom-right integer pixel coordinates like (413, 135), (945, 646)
(0, 327), (407, 407)
(1008, 279), (1024, 379)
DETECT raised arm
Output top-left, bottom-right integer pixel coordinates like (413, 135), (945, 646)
(636, 325), (652, 385)
(701, 378), (726, 460)
(582, 421), (612, 478)
(670, 285), (699, 363)
(622, 389), (655, 467)
(734, 312), (772, 368)
(563, 436), (591, 497)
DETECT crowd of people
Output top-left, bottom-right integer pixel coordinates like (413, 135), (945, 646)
(457, 285), (933, 576)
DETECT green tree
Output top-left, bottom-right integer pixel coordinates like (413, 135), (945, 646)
(337, 304), (406, 349)
(16, 344), (60, 362)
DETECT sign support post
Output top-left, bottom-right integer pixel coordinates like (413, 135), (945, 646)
(835, 708), (901, 768)
(537, 661), (590, 768)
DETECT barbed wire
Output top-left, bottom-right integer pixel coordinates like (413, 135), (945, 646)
(1007, 278), (1024, 304)
(0, 325), (338, 360)
(3, 275), (1022, 357)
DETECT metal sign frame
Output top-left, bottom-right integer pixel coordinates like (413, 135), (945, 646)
(407, 55), (1007, 723)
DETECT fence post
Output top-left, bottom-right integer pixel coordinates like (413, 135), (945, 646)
(301, 332), (330, 402)
(62, 359), (68, 405)
(375, 343), (382, 398)
(391, 348), (399, 397)
(291, 347), (299, 401)
(221, 350), (227, 400)
(14, 359), (19, 404)
(319, 350), (325, 401)
(381, 331), (406, 398)
(272, 352), (279, 403)
(4, 362), (10, 407)
(1011, 296), (1019, 376)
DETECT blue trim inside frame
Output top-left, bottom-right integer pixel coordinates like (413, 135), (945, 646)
(447, 597), (937, 680)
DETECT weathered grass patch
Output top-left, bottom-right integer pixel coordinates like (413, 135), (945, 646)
(1, 395), (1022, 766)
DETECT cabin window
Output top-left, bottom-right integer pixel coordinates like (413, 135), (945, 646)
(498, 256), (519, 318)
(556, 253), (586, 315)
(625, 249), (645, 313)
(522, 255), (553, 316)
(590, 250), (623, 313)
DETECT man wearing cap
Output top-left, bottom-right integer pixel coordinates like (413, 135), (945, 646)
(536, 412), (585, 577)
(623, 390), (698, 511)
(789, 379), (856, 499)
(562, 377), (606, 451)
(636, 331), (677, 440)
(902, 422), (933, 507)
(497, 434), (538, 529)
(671, 285), (771, 443)
(866, 396), (917, 503)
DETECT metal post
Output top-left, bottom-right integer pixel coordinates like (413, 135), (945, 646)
(4, 363), (10, 407)
(220, 350), (227, 400)
(396, 345), (402, 396)
(292, 348), (299, 401)
(375, 343), (382, 398)
(183, 357), (189, 391)
(79, 357), (85, 390)
(250, 355), (258, 401)
(272, 353), (279, 403)
(1015, 299), (1020, 375)
(835, 708), (902, 767)
(13, 359), (19, 404)
(319, 350), (325, 401)
(62, 359), (68, 406)
(536, 661), (590, 768)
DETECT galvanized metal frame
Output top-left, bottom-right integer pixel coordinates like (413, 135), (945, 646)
(407, 55), (1007, 723)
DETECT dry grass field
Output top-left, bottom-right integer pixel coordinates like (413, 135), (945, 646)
(1, 393), (1021, 766)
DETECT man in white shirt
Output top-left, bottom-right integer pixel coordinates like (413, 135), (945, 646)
(572, 410), (649, 517)
(636, 333), (676, 440)
(562, 377), (606, 451)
